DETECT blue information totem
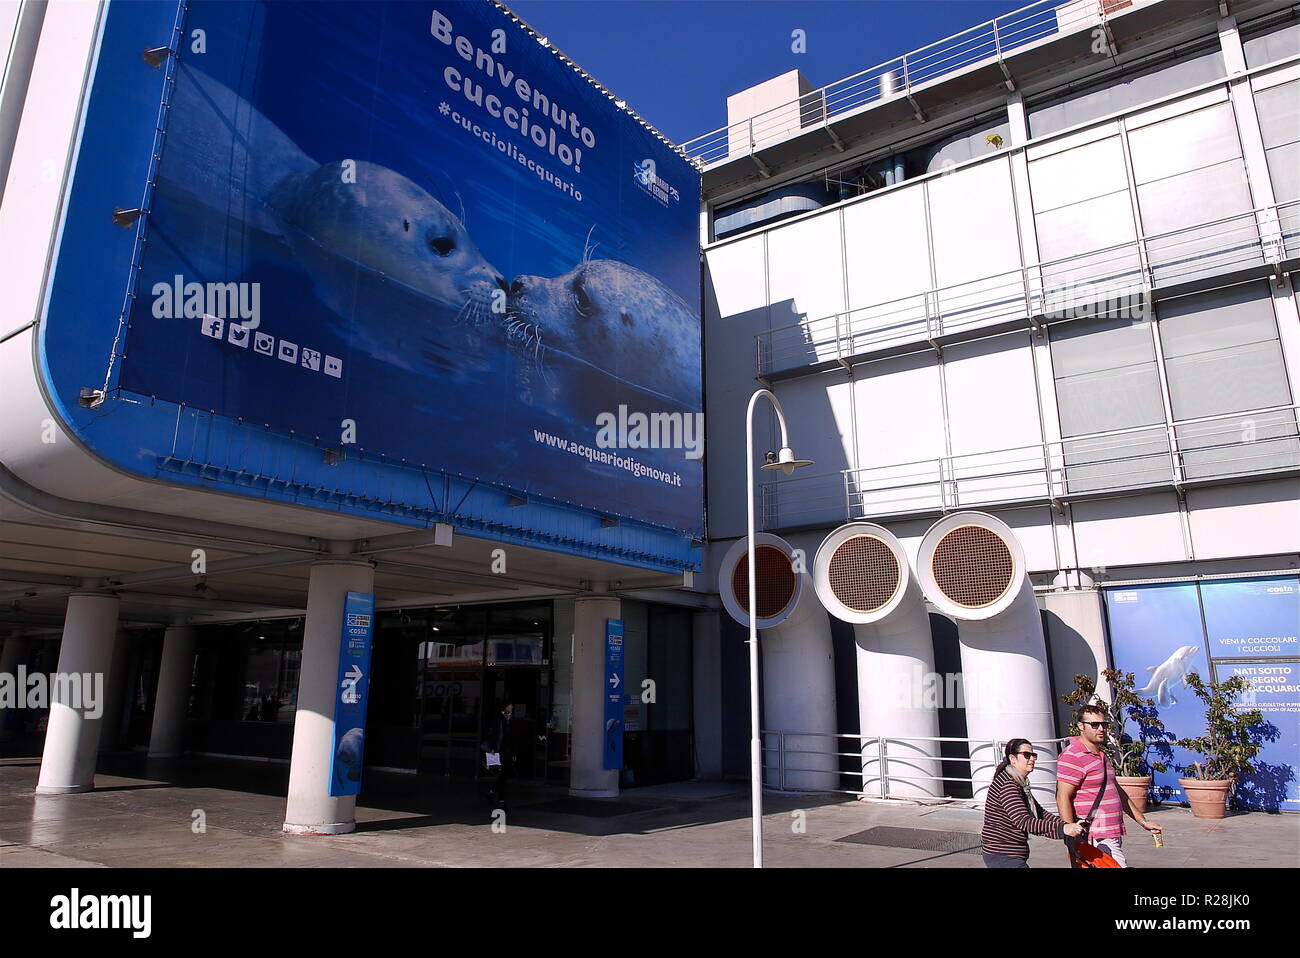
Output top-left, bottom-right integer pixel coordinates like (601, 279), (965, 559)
(329, 592), (376, 797)
(603, 619), (625, 771)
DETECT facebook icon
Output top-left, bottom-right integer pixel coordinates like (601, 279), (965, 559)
(200, 316), (224, 339)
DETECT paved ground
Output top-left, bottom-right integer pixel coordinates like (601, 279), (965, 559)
(1, 751), (1296, 868)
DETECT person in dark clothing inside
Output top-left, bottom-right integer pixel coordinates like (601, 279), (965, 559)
(487, 702), (514, 808)
(981, 738), (1083, 867)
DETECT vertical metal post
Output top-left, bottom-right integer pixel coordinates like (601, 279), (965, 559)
(779, 732), (786, 790)
(878, 736), (888, 799)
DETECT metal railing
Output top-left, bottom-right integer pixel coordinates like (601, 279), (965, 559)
(758, 404), (1300, 529)
(762, 730), (1075, 802)
(756, 199), (1300, 379)
(680, 0), (1107, 166)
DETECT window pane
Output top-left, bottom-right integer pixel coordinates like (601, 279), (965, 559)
(1267, 141), (1300, 202)
(1159, 283), (1293, 420)
(1254, 81), (1300, 150)
(1243, 20), (1300, 69)
(1128, 103), (1242, 184)
(1137, 160), (1253, 235)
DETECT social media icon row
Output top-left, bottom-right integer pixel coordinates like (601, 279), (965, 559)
(200, 317), (341, 379)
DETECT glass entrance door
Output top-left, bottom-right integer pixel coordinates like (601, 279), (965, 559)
(418, 668), (482, 777)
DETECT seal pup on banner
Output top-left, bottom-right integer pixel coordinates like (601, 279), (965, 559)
(267, 160), (506, 326)
(505, 259), (700, 407)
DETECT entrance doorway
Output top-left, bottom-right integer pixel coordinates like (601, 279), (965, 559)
(408, 602), (553, 781)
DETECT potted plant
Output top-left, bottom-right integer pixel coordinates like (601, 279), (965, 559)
(1175, 671), (1265, 819)
(1062, 670), (1171, 814)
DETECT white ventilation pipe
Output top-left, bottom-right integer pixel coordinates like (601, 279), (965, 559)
(814, 523), (941, 799)
(917, 512), (1055, 802)
(719, 534), (838, 792)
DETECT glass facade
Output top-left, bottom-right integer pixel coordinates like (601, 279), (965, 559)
(182, 599), (694, 788)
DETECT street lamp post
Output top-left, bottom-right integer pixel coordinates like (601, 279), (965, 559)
(744, 388), (813, 868)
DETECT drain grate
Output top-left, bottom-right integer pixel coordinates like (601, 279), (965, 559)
(835, 825), (982, 855)
(515, 798), (663, 819)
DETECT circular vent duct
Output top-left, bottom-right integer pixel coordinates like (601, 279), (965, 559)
(916, 512), (1054, 801)
(813, 523), (906, 623)
(719, 534), (803, 629)
(918, 512), (1026, 621)
(718, 533), (838, 791)
(814, 523), (941, 798)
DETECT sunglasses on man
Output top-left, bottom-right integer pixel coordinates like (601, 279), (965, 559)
(1081, 721), (1110, 729)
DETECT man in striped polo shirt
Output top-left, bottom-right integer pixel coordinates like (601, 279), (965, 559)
(1056, 704), (1163, 867)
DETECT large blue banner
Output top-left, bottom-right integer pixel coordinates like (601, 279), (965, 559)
(329, 592), (376, 797)
(118, 1), (703, 534)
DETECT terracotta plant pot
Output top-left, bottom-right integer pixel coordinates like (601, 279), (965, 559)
(1116, 775), (1152, 815)
(1178, 777), (1232, 819)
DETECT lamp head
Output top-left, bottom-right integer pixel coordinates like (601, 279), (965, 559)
(762, 446), (814, 476)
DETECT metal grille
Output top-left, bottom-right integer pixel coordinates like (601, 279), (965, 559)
(931, 525), (1014, 609)
(827, 536), (899, 613)
(732, 545), (796, 619)
(835, 826), (982, 855)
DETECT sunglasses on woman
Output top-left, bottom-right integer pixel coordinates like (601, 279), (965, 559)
(1016, 751), (1038, 760)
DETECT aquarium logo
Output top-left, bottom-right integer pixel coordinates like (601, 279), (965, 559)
(632, 158), (680, 207)
(595, 405), (703, 459)
(151, 274), (262, 329)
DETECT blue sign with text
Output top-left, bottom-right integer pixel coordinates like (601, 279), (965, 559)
(329, 591), (376, 796)
(603, 619), (625, 771)
(1213, 660), (1300, 811)
(1201, 576), (1300, 659)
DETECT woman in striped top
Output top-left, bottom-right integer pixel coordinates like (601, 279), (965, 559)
(981, 739), (1084, 868)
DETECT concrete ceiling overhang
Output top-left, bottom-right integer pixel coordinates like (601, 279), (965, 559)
(0, 483), (708, 639)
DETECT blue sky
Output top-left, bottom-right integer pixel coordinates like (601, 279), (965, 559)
(506, 0), (1030, 144)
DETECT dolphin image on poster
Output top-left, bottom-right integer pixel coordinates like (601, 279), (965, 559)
(1137, 644), (1200, 706)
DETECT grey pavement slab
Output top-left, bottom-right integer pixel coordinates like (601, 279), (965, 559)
(1, 753), (1296, 868)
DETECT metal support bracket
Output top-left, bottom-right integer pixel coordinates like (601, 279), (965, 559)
(906, 91), (926, 123)
(998, 59), (1016, 92)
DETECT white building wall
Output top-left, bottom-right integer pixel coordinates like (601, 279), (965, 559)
(702, 15), (1300, 578)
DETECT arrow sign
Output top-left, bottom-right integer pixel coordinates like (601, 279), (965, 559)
(330, 592), (375, 796)
(603, 619), (625, 770)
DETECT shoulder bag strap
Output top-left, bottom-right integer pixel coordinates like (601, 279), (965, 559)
(1083, 755), (1108, 824)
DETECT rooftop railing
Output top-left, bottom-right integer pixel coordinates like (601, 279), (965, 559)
(759, 404), (1300, 529)
(680, 0), (1110, 166)
(755, 199), (1300, 380)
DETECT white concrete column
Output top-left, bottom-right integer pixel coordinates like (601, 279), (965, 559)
(283, 559), (374, 835)
(0, 633), (31, 741)
(148, 623), (198, 758)
(35, 593), (120, 794)
(691, 610), (723, 780)
(569, 596), (621, 798)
